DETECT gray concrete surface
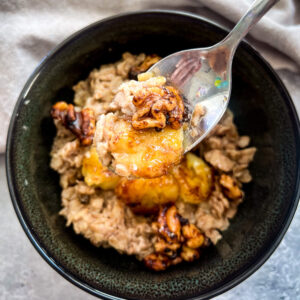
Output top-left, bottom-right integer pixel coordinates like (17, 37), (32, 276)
(1, 69), (300, 299)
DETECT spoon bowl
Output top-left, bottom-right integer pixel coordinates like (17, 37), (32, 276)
(149, 0), (279, 153)
(150, 45), (233, 152)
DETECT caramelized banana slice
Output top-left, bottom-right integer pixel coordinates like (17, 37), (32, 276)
(95, 114), (184, 178)
(172, 153), (213, 204)
(115, 174), (178, 214)
(51, 101), (95, 146)
(82, 148), (120, 190)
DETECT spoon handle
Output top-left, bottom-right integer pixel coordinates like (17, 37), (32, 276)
(223, 0), (279, 52)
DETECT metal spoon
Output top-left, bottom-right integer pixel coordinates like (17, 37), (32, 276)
(149, 0), (279, 153)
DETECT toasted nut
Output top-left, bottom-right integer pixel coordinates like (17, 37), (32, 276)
(166, 206), (181, 239)
(154, 238), (181, 257)
(180, 246), (200, 262)
(151, 222), (159, 232)
(157, 205), (181, 243)
(219, 174), (242, 199)
(143, 252), (183, 271)
(182, 224), (205, 249)
(171, 256), (183, 266)
(147, 205), (209, 270)
(132, 85), (184, 131)
(143, 253), (170, 271)
(51, 101), (95, 146)
(187, 235), (204, 249)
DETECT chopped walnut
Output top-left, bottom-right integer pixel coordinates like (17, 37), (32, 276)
(132, 85), (185, 130)
(181, 245), (200, 262)
(154, 238), (181, 257)
(129, 54), (161, 79)
(51, 101), (96, 146)
(144, 205), (207, 271)
(156, 205), (182, 243)
(182, 224), (205, 249)
(219, 174), (242, 199)
(143, 252), (182, 271)
(143, 253), (171, 271)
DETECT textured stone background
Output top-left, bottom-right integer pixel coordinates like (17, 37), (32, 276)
(1, 71), (300, 300)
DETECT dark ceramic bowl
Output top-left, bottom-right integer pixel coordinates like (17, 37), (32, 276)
(6, 10), (300, 300)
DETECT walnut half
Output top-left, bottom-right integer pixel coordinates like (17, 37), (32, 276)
(132, 84), (185, 131)
(51, 101), (96, 146)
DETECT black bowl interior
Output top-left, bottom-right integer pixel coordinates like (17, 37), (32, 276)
(6, 11), (300, 300)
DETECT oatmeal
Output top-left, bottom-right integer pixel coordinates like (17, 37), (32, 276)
(50, 52), (256, 271)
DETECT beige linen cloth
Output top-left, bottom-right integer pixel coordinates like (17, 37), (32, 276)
(1, 0), (299, 153)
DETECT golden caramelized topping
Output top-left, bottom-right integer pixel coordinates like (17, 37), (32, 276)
(180, 245), (200, 262)
(114, 151), (215, 212)
(144, 205), (208, 271)
(115, 174), (178, 214)
(143, 253), (180, 272)
(51, 101), (95, 146)
(182, 224), (205, 249)
(132, 84), (185, 131)
(95, 115), (184, 178)
(129, 54), (161, 80)
(172, 153), (213, 204)
(82, 148), (120, 190)
(219, 174), (242, 199)
(93, 72), (186, 179)
(154, 238), (181, 254)
(156, 205), (182, 243)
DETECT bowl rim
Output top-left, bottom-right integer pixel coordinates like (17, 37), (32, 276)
(5, 9), (300, 300)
